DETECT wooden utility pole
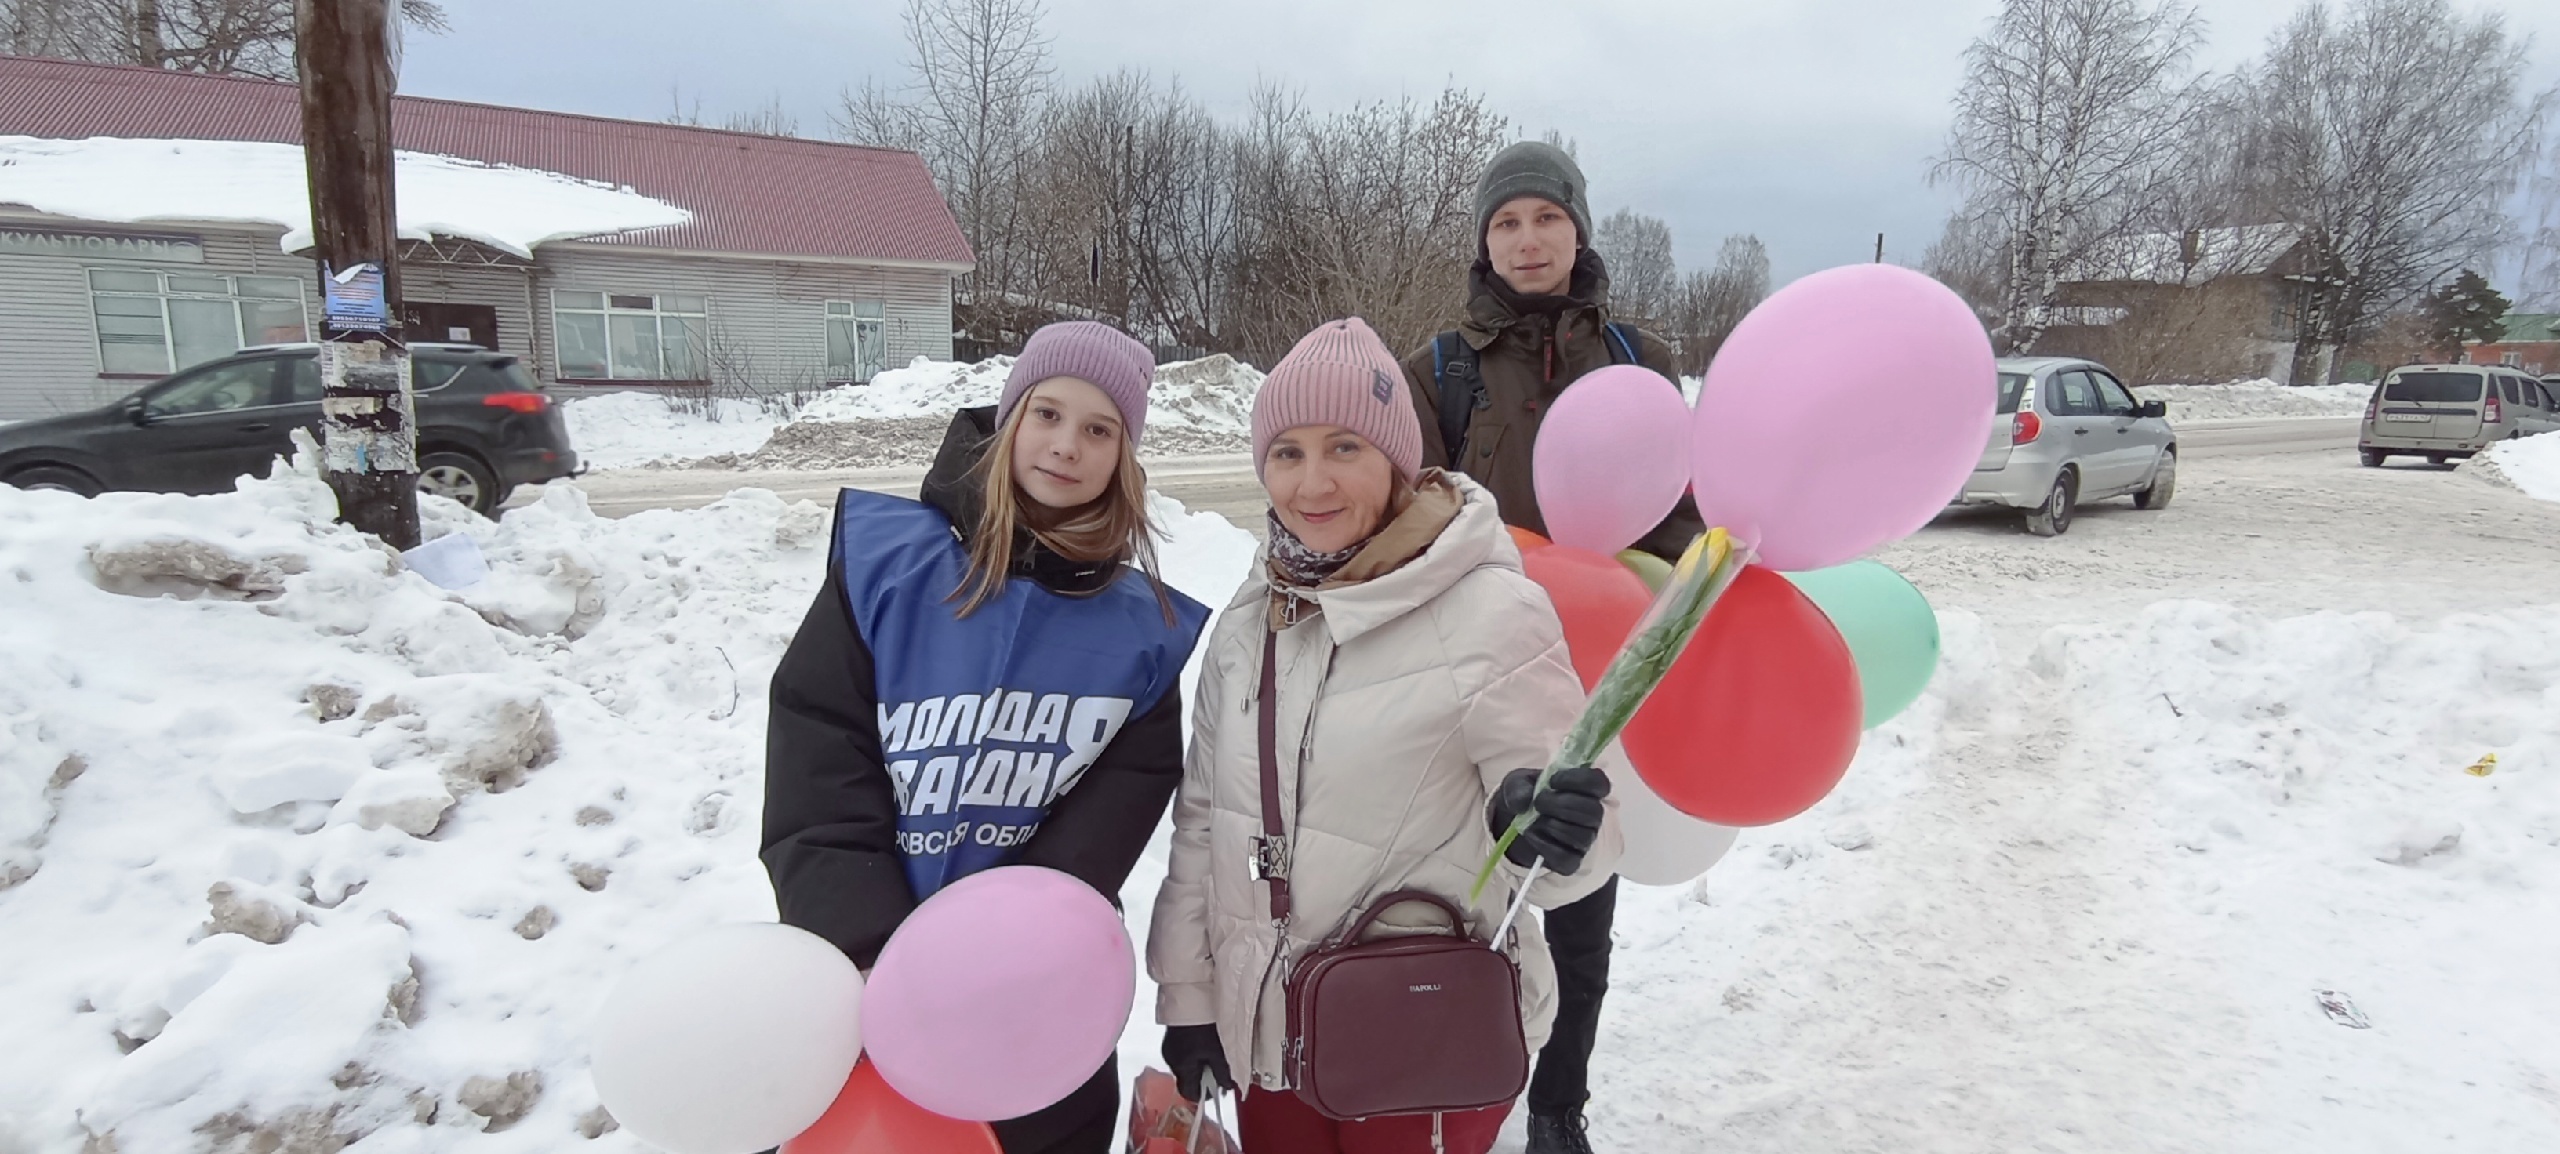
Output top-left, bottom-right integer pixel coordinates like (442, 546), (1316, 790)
(296, 0), (419, 549)
(1876, 233), (1885, 263)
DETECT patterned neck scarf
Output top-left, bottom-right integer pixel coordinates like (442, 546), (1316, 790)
(1265, 511), (1368, 588)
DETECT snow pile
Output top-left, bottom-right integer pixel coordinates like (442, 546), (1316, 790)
(1581, 601), (2560, 1152)
(2466, 431), (2560, 502)
(705, 355), (1265, 471)
(2135, 379), (2373, 421)
(0, 137), (691, 259)
(0, 450), (1257, 1153)
(559, 394), (783, 471)
(794, 357), (1015, 423)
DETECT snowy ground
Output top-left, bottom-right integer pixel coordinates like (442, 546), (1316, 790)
(1567, 450), (2560, 1153)
(2468, 431), (2560, 503)
(559, 354), (1267, 472)
(558, 395), (785, 471)
(2134, 379), (2373, 421)
(6, 436), (2558, 1152)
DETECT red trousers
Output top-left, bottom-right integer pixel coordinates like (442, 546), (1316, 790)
(1236, 1089), (1511, 1154)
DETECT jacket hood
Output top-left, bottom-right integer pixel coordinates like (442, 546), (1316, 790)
(919, 406), (1117, 596)
(1233, 470), (1522, 646)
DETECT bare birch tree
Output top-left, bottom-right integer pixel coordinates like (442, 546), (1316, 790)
(2518, 130), (2560, 311)
(1593, 209), (1677, 329)
(1232, 86), (1509, 363)
(833, 0), (1054, 312)
(1934, 0), (2206, 355)
(2232, 0), (2553, 382)
(1682, 233), (1769, 375)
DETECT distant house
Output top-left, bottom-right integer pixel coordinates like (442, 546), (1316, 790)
(2463, 314), (2560, 376)
(0, 56), (972, 421)
(2035, 224), (2316, 385)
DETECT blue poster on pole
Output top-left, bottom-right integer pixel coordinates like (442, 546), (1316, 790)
(322, 263), (390, 332)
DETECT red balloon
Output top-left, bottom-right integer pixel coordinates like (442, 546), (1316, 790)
(783, 1060), (1001, 1154)
(1621, 565), (1862, 826)
(1520, 545), (1653, 694)
(1507, 525), (1553, 555)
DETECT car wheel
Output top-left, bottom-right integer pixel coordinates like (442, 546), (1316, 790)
(2426, 454), (2449, 466)
(4, 465), (103, 497)
(2134, 450), (2176, 510)
(2359, 448), (2387, 468)
(2025, 468), (2077, 537)
(418, 451), (500, 515)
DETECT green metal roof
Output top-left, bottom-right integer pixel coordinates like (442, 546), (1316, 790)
(2495, 313), (2560, 343)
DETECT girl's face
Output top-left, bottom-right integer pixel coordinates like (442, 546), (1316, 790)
(1009, 377), (1125, 509)
(1262, 425), (1398, 553)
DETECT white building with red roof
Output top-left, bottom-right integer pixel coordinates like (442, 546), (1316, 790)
(0, 56), (973, 419)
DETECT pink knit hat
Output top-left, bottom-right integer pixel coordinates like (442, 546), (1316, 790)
(999, 321), (1157, 444)
(1251, 318), (1423, 482)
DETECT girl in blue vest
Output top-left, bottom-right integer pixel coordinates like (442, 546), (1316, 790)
(762, 322), (1210, 1154)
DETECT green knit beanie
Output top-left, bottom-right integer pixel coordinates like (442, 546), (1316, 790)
(1475, 140), (1592, 253)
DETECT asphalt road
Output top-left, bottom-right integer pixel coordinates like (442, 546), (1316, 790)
(535, 418), (2366, 532)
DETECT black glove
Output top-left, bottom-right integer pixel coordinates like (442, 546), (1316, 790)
(1162, 1024), (1233, 1099)
(1486, 766), (1610, 876)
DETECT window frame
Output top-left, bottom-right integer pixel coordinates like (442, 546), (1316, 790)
(2053, 369), (2104, 417)
(550, 289), (712, 383)
(88, 269), (311, 378)
(142, 356), (289, 419)
(2090, 370), (2139, 417)
(825, 299), (889, 384)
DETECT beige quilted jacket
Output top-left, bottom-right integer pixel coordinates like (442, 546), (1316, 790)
(1145, 472), (1623, 1090)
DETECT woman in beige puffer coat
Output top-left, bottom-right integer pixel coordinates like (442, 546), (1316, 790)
(1146, 318), (1622, 1154)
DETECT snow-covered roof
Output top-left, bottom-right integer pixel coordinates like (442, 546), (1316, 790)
(0, 56), (974, 268)
(0, 135), (691, 260)
(2067, 224), (2303, 287)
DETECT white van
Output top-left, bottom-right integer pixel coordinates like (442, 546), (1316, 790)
(2359, 365), (2560, 467)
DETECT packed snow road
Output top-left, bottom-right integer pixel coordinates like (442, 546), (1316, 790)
(536, 416), (2362, 531)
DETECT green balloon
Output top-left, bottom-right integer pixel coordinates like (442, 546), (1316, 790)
(1781, 560), (1940, 728)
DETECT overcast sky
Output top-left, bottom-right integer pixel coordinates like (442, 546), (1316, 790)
(400, 0), (2560, 290)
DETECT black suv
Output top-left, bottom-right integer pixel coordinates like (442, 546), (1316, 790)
(0, 343), (579, 514)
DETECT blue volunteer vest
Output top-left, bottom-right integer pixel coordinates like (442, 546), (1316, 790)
(834, 489), (1210, 901)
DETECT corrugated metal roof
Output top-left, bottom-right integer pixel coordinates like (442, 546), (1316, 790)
(0, 56), (974, 268)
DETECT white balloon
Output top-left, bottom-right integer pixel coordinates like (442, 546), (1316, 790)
(590, 923), (864, 1154)
(1615, 765), (1741, 887)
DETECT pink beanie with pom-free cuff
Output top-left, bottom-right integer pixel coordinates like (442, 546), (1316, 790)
(997, 321), (1157, 444)
(1250, 318), (1423, 482)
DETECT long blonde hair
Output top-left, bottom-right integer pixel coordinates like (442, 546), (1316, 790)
(953, 399), (1175, 621)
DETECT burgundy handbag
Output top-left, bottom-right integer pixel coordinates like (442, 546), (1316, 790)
(1254, 633), (1530, 1121)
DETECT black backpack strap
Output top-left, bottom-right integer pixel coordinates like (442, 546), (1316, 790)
(1431, 330), (1484, 465)
(1603, 321), (1640, 366)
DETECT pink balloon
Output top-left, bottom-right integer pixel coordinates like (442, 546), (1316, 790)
(1690, 265), (1997, 571)
(1532, 365), (1695, 555)
(862, 867), (1135, 1122)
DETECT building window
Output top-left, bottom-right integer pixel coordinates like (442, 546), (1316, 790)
(552, 290), (709, 381)
(827, 300), (887, 383)
(2502, 351), (2523, 367)
(88, 269), (308, 375)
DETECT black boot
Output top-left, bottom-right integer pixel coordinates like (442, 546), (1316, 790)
(1526, 1110), (1595, 1154)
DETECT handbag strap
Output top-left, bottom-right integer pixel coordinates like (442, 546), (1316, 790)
(1254, 629), (1292, 923)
